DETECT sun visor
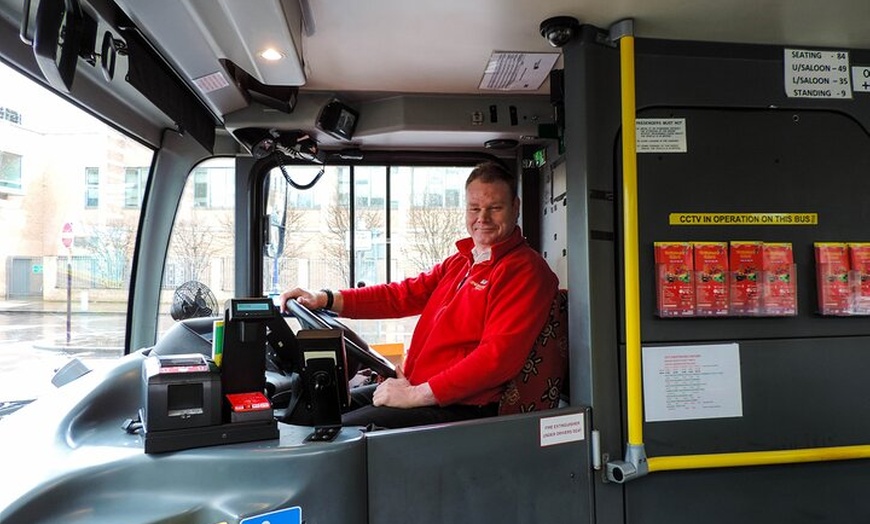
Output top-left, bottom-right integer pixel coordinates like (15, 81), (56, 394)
(121, 28), (216, 153)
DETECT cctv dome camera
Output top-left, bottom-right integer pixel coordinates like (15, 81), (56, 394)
(539, 16), (581, 48)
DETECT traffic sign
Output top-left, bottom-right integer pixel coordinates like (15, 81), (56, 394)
(61, 222), (74, 249)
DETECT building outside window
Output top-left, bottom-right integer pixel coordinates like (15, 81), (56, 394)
(124, 167), (148, 208)
(193, 165), (234, 208)
(0, 106), (21, 124)
(85, 167), (99, 208)
(0, 151), (22, 191)
(0, 61), (154, 405)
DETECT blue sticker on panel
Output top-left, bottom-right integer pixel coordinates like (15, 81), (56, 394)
(240, 506), (302, 524)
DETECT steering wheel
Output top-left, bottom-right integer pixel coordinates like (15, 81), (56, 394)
(284, 300), (398, 379)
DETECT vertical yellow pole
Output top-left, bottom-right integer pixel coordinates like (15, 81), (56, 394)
(619, 34), (643, 447)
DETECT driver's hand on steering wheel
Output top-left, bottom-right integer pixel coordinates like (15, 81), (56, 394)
(278, 287), (331, 314)
(372, 366), (437, 409)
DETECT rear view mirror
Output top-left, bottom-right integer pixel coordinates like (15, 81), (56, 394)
(31, 0), (96, 92)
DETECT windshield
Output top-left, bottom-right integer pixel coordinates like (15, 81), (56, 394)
(263, 163), (472, 362)
(0, 62), (153, 407)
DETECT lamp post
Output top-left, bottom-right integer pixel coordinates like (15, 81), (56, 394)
(61, 223), (74, 346)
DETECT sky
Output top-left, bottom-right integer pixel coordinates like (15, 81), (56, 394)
(0, 61), (105, 134)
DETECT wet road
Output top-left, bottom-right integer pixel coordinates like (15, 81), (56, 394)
(0, 311), (126, 401)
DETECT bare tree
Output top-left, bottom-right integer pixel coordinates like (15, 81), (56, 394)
(266, 200), (308, 291)
(324, 198), (351, 286)
(79, 218), (136, 288)
(279, 207), (308, 257)
(323, 192), (386, 287)
(354, 207), (385, 285)
(168, 211), (225, 283)
(403, 205), (465, 273)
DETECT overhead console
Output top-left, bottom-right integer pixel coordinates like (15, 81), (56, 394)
(224, 92), (554, 150)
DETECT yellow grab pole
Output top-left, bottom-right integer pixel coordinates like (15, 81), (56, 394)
(606, 22), (648, 484)
(619, 32), (643, 448)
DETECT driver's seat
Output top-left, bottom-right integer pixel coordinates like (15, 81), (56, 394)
(498, 289), (569, 415)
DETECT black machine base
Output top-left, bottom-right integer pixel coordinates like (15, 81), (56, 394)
(143, 419), (279, 454)
(304, 425), (342, 442)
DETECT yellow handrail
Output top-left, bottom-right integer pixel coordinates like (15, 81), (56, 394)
(648, 445), (870, 472)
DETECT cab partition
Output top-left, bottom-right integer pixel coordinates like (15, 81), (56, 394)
(366, 407), (593, 523)
(146, 312), (591, 523)
(561, 27), (870, 523)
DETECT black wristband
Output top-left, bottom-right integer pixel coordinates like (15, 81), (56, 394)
(320, 288), (334, 310)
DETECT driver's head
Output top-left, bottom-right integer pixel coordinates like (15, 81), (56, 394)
(464, 162), (520, 250)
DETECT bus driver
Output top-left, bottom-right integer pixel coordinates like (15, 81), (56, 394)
(279, 161), (558, 429)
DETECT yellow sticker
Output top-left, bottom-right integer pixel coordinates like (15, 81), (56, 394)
(669, 213), (818, 226)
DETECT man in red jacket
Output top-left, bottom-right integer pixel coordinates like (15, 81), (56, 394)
(279, 161), (558, 428)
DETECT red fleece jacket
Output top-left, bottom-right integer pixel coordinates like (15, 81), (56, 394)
(340, 227), (558, 406)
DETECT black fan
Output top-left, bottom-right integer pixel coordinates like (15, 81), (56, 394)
(170, 281), (219, 321)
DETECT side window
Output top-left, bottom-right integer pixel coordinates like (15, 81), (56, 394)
(263, 163), (471, 353)
(157, 158), (236, 337)
(0, 62), (153, 406)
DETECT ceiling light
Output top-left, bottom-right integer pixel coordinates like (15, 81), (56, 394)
(259, 48), (284, 61)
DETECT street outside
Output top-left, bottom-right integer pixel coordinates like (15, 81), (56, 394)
(0, 308), (147, 402)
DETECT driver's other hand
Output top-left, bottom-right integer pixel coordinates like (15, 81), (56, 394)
(372, 378), (436, 409)
(277, 287), (320, 314)
(372, 377), (413, 408)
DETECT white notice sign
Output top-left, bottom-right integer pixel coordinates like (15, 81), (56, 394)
(539, 412), (585, 447)
(852, 66), (870, 93)
(636, 118), (687, 153)
(784, 48), (852, 99)
(479, 52), (559, 91)
(642, 343), (743, 422)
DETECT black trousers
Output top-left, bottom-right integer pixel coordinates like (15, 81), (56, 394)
(341, 384), (498, 429)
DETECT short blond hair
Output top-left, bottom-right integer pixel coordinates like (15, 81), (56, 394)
(465, 161), (517, 199)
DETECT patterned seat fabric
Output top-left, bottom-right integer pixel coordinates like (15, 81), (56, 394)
(498, 289), (569, 415)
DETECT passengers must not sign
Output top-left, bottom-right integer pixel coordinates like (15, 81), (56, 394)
(669, 213), (818, 226)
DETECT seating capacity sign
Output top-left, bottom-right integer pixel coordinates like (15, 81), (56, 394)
(784, 48), (852, 99)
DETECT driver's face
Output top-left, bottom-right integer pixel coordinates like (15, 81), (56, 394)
(465, 179), (519, 249)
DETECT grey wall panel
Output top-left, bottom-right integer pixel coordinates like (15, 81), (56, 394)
(561, 26), (627, 524)
(643, 336), (870, 456)
(561, 30), (870, 524)
(626, 460), (870, 524)
(366, 407), (593, 524)
(637, 108), (870, 342)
